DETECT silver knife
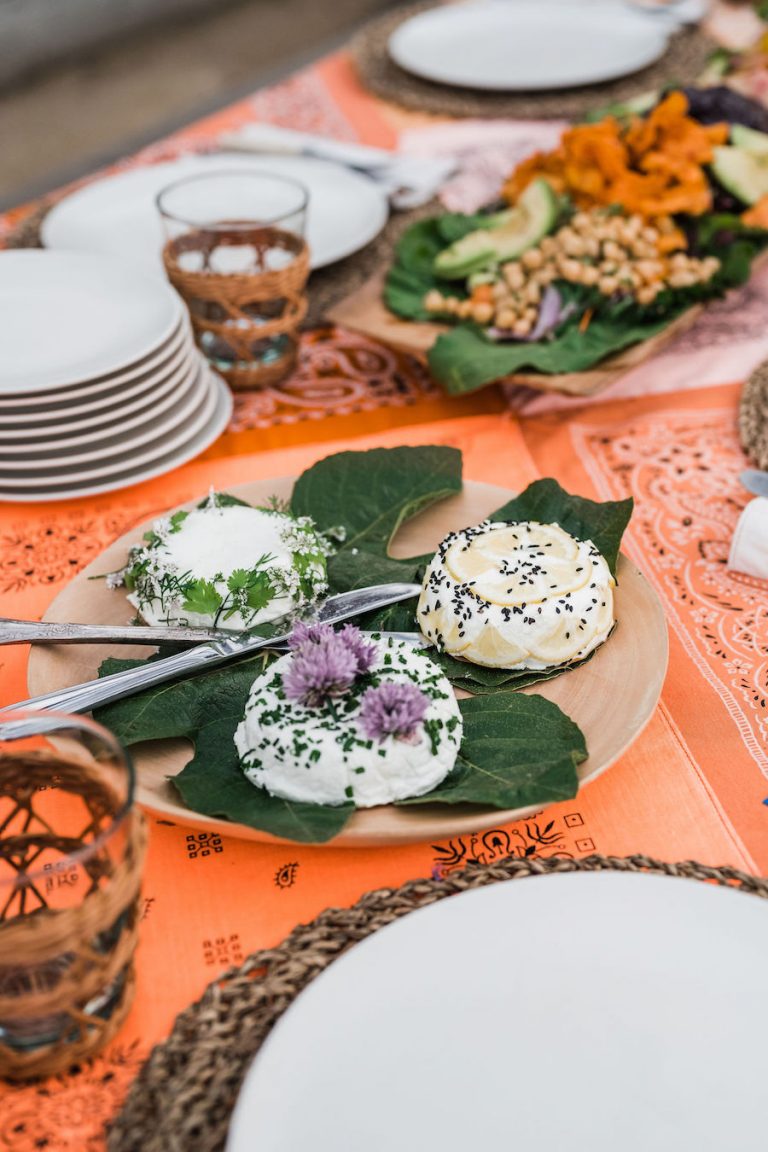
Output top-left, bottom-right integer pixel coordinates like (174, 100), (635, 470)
(0, 582), (420, 719)
(0, 618), (235, 646)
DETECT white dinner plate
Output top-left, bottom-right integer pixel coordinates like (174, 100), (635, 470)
(0, 372), (232, 502)
(0, 318), (192, 414)
(0, 363), (221, 487)
(42, 153), (389, 272)
(388, 0), (670, 91)
(0, 251), (183, 396)
(228, 872), (768, 1152)
(0, 358), (205, 464)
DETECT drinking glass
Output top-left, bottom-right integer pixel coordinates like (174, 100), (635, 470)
(157, 170), (310, 389)
(0, 711), (147, 1080)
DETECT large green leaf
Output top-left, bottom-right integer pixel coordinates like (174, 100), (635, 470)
(424, 643), (601, 695)
(94, 654), (586, 842)
(426, 311), (675, 396)
(489, 478), (633, 579)
(94, 653), (353, 843)
(291, 445), (462, 593)
(400, 693), (586, 809)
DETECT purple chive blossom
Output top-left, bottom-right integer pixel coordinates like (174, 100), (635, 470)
(359, 682), (429, 743)
(283, 636), (357, 707)
(338, 624), (377, 674)
(287, 620), (335, 650)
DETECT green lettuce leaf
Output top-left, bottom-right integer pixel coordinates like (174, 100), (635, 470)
(425, 311), (675, 396)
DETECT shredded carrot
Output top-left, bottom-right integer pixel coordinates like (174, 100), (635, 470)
(501, 92), (727, 219)
(579, 308), (594, 334)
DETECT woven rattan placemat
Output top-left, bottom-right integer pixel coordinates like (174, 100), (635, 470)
(350, 2), (716, 120)
(740, 358), (768, 470)
(107, 852), (768, 1152)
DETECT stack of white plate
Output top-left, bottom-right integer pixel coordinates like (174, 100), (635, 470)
(0, 250), (232, 502)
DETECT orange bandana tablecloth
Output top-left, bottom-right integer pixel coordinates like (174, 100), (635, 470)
(2, 18), (768, 1152)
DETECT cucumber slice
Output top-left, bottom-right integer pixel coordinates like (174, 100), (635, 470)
(434, 179), (558, 280)
(711, 145), (768, 205)
(731, 124), (768, 155)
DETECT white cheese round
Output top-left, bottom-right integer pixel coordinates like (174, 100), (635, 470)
(418, 520), (615, 669)
(234, 637), (463, 808)
(125, 501), (327, 630)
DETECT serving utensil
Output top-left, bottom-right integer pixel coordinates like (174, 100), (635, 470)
(0, 618), (428, 649)
(0, 618), (235, 646)
(0, 583), (420, 721)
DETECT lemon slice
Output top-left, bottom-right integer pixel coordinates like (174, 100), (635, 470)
(445, 522), (589, 606)
(464, 623), (529, 668)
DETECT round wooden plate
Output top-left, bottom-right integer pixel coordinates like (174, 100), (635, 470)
(28, 479), (668, 847)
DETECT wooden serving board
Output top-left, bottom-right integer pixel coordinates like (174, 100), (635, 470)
(327, 270), (705, 398)
(28, 478), (668, 848)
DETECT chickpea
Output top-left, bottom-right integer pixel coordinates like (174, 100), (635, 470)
(668, 270), (698, 289)
(562, 233), (587, 258)
(458, 299), (474, 319)
(560, 257), (583, 281)
(602, 240), (625, 263)
(502, 262), (525, 290)
(492, 281), (509, 301)
(538, 266), (556, 285)
(540, 236), (558, 257)
(472, 301), (494, 325)
(641, 226), (659, 244)
(702, 256), (720, 277)
(669, 252), (688, 270)
(598, 275), (620, 295)
(523, 280), (542, 305)
(635, 260), (663, 284)
(580, 264), (600, 287)
(513, 317), (533, 337)
(636, 284), (660, 306)
(521, 246), (544, 271)
(572, 212), (592, 232)
(424, 289), (445, 311)
(496, 307), (517, 329)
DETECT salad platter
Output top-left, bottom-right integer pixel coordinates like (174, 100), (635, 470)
(27, 448), (667, 847)
(331, 88), (768, 398)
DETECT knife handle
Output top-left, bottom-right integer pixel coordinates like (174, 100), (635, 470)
(2, 641), (235, 716)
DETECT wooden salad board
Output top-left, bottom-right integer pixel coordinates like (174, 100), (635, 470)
(29, 478), (669, 847)
(327, 270), (708, 398)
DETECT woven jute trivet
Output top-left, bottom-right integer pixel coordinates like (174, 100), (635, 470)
(739, 357), (768, 470)
(107, 852), (767, 1152)
(350, 2), (716, 121)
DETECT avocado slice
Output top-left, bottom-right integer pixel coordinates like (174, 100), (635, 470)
(434, 179), (558, 280)
(731, 124), (768, 154)
(711, 145), (768, 205)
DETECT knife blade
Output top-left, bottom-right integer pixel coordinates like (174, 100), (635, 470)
(0, 582), (420, 720)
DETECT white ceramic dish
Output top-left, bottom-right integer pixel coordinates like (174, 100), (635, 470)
(0, 251), (183, 396)
(0, 351), (198, 444)
(0, 358), (206, 465)
(0, 367), (221, 486)
(0, 373), (232, 502)
(388, 0), (669, 91)
(228, 872), (768, 1152)
(42, 153), (389, 272)
(0, 318), (191, 413)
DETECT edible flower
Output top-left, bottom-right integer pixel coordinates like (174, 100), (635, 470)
(359, 682), (429, 743)
(284, 622), (377, 707)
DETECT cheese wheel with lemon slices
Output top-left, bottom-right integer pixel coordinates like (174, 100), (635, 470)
(417, 520), (615, 670)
